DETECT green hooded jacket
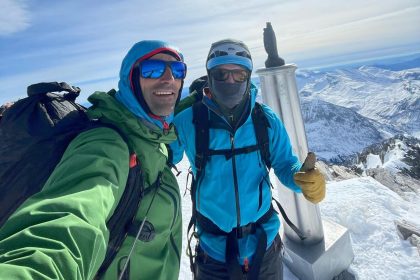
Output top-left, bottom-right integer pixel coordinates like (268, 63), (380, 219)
(0, 91), (182, 280)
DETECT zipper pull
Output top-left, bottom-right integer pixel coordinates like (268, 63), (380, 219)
(244, 257), (249, 272)
(129, 154), (137, 168)
(163, 121), (170, 135)
(229, 114), (234, 123)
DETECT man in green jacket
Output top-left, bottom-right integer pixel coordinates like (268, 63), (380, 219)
(0, 40), (186, 280)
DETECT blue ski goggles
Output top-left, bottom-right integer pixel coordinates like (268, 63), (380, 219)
(139, 59), (187, 80)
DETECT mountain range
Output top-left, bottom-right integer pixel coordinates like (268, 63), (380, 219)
(297, 65), (419, 132)
(294, 63), (419, 162)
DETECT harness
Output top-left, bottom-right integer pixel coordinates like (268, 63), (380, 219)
(187, 101), (305, 280)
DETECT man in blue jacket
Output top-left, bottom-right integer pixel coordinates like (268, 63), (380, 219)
(172, 39), (325, 280)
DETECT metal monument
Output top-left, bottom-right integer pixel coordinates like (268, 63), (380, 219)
(256, 22), (354, 280)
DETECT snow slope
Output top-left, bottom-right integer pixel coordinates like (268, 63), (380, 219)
(320, 177), (419, 280)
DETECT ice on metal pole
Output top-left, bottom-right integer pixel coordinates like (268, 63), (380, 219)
(256, 22), (354, 280)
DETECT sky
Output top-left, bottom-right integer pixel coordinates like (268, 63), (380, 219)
(1, 0), (419, 104)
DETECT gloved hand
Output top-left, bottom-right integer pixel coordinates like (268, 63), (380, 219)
(294, 168), (326, 204)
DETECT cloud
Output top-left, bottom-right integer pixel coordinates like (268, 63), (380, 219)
(162, 0), (420, 68)
(0, 0), (30, 35)
(273, 4), (420, 66)
(1, 0), (419, 104)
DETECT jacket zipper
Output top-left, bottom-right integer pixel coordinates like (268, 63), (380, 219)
(230, 134), (241, 229)
(202, 100), (250, 230)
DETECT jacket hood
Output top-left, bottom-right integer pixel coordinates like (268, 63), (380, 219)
(115, 40), (184, 130)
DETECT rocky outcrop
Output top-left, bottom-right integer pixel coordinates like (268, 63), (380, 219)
(317, 161), (359, 182)
(408, 235), (420, 255)
(366, 168), (419, 198)
(0, 102), (14, 121)
(395, 220), (420, 256)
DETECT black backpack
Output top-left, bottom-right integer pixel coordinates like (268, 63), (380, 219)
(0, 82), (144, 278)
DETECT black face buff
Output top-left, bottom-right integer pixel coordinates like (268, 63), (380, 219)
(210, 78), (247, 109)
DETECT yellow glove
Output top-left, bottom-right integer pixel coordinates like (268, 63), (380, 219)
(294, 168), (326, 204)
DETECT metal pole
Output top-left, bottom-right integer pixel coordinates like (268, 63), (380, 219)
(257, 65), (324, 244)
(256, 22), (354, 280)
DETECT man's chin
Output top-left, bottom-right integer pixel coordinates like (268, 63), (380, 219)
(150, 106), (175, 117)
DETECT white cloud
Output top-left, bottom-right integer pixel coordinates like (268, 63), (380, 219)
(160, 0), (420, 69)
(0, 0), (30, 35)
(1, 0), (419, 103)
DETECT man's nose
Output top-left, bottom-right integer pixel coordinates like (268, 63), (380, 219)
(160, 66), (175, 81)
(225, 72), (236, 83)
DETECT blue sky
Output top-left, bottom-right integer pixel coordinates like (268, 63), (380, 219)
(1, 0), (419, 104)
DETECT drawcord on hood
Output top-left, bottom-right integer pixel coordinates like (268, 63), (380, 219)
(149, 113), (170, 131)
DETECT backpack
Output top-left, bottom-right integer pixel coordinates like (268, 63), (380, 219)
(0, 82), (144, 278)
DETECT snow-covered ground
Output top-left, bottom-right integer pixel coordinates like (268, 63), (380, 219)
(321, 177), (419, 279)
(175, 157), (420, 280)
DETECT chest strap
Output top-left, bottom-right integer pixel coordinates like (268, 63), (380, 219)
(206, 145), (259, 160)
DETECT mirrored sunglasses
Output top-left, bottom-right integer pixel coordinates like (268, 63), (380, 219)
(139, 59), (187, 80)
(210, 68), (249, 83)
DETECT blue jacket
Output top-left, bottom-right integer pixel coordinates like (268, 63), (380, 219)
(172, 83), (302, 264)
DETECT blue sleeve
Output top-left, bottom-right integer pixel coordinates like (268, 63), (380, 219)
(171, 108), (198, 174)
(264, 105), (302, 192)
(170, 132), (185, 165)
(170, 110), (190, 165)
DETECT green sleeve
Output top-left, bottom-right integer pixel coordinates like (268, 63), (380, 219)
(0, 127), (129, 280)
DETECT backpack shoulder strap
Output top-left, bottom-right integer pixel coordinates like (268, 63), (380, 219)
(252, 102), (272, 169)
(192, 101), (209, 174)
(188, 101), (209, 235)
(186, 101), (210, 275)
